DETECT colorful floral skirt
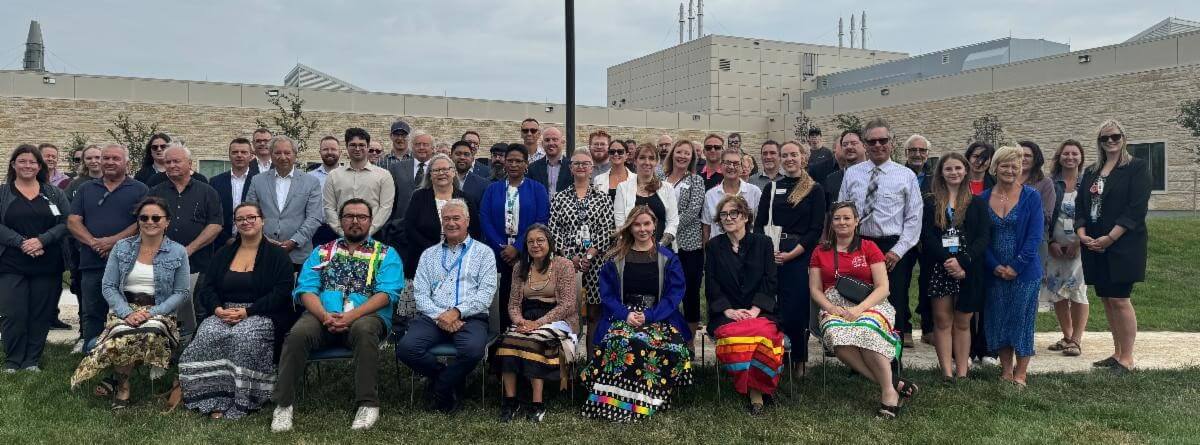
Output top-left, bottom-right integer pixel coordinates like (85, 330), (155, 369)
(714, 317), (784, 396)
(70, 306), (179, 388)
(579, 313), (693, 422)
(178, 305), (276, 419)
(818, 289), (901, 360)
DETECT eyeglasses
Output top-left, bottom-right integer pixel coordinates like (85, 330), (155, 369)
(704, 145), (722, 151)
(865, 138), (891, 147)
(234, 215), (260, 224)
(340, 214), (371, 222)
(521, 128), (539, 134)
(506, 158), (527, 165)
(718, 210), (742, 220)
(72, 157), (82, 163)
(138, 215), (165, 223)
(430, 167), (454, 175)
(907, 147), (929, 153)
(721, 161), (741, 167)
(347, 142), (367, 148)
(150, 144), (168, 151)
(571, 161), (594, 168)
(1098, 134), (1123, 143)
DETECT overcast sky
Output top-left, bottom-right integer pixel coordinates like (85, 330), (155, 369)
(3, 1), (1198, 106)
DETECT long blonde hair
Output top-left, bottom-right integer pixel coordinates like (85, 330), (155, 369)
(931, 153), (973, 230)
(1089, 118), (1131, 173)
(780, 140), (815, 206)
(606, 205), (657, 261)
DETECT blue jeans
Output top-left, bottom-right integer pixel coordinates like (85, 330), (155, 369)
(79, 270), (107, 344)
(396, 314), (488, 400)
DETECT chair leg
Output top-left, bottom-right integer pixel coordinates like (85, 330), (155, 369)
(409, 370), (416, 407)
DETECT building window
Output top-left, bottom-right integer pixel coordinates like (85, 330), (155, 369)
(1128, 141), (1166, 191)
(941, 53), (950, 64)
(802, 53), (817, 77)
(718, 58), (731, 71)
(198, 159), (231, 179)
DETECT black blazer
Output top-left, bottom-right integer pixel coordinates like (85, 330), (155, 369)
(195, 237), (298, 360)
(210, 169), (258, 247)
(1075, 157), (1151, 284)
(527, 158), (572, 196)
(919, 195), (991, 312)
(401, 188), (482, 279)
(822, 168), (846, 210)
(705, 232), (778, 334)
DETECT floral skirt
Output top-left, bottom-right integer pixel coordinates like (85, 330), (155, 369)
(579, 310), (693, 422)
(714, 318), (784, 396)
(70, 306), (179, 388)
(178, 305), (276, 419)
(818, 288), (900, 360)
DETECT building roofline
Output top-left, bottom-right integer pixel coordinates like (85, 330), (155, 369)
(813, 36), (1066, 83)
(283, 63), (364, 91)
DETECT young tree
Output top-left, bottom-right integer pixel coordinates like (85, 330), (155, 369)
(1171, 98), (1200, 165)
(832, 113), (863, 134)
(65, 132), (90, 174)
(792, 112), (813, 141)
(969, 114), (1008, 148)
(255, 91), (320, 154)
(106, 113), (164, 174)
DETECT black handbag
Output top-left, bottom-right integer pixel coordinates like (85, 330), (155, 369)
(833, 249), (872, 304)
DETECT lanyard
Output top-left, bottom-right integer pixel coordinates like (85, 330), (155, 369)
(437, 239), (472, 306)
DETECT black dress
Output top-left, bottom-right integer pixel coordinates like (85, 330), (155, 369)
(1075, 158), (1151, 287)
(400, 188), (481, 279)
(753, 177), (825, 354)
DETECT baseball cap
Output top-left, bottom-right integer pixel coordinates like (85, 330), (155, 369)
(390, 120), (411, 135)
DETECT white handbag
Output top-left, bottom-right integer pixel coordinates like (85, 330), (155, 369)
(762, 180), (783, 251)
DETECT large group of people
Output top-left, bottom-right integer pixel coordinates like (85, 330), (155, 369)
(0, 115), (1152, 429)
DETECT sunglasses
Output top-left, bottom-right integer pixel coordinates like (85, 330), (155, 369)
(704, 145), (722, 151)
(907, 147), (928, 153)
(521, 128), (539, 134)
(138, 215), (165, 223)
(865, 138), (891, 146)
(72, 157), (82, 163)
(368, 149), (382, 154)
(150, 144), (169, 150)
(1098, 134), (1123, 143)
(609, 150), (626, 156)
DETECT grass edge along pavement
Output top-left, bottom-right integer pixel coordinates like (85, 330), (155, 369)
(1, 345), (1199, 444)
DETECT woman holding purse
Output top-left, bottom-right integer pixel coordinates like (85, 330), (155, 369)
(755, 141), (825, 374)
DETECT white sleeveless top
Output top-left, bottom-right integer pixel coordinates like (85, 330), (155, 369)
(123, 262), (155, 295)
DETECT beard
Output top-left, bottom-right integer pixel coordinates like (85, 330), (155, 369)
(345, 232), (367, 243)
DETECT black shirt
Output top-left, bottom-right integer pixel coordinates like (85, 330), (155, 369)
(808, 156), (838, 184)
(219, 271), (256, 304)
(0, 195), (64, 275)
(755, 177), (826, 253)
(622, 249), (659, 308)
(635, 193), (667, 242)
(144, 171), (209, 188)
(149, 178), (223, 272)
(704, 232), (777, 332)
(71, 177), (149, 271)
(822, 168), (846, 210)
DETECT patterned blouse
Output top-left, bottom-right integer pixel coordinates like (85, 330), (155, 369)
(666, 173), (706, 252)
(548, 184), (615, 304)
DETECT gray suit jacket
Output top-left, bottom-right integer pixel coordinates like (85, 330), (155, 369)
(245, 169), (324, 264)
(386, 158), (421, 223)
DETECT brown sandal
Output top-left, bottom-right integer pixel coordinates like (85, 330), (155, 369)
(1062, 340), (1081, 357)
(1047, 337), (1068, 351)
(162, 380), (182, 413)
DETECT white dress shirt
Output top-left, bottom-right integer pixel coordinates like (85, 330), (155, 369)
(838, 159), (923, 256)
(701, 179), (763, 239)
(229, 169), (249, 234)
(274, 167), (297, 210)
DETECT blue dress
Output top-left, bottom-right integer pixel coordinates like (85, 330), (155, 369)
(982, 186), (1044, 358)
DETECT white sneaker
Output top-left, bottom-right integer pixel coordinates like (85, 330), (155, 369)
(23, 366), (40, 373)
(351, 406), (379, 430)
(982, 357), (1000, 367)
(71, 339), (84, 354)
(271, 405), (293, 433)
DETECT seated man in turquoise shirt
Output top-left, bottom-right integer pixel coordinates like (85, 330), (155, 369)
(397, 199), (497, 414)
(271, 198), (403, 433)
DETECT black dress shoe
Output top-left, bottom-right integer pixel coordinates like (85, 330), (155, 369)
(49, 319), (71, 330)
(747, 402), (765, 416)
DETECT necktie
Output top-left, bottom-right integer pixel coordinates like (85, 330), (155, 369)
(416, 162), (425, 183)
(862, 166), (881, 221)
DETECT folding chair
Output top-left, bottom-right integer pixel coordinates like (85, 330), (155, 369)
(401, 334), (498, 407)
(706, 332), (794, 401)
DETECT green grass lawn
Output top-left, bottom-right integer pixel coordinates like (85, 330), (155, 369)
(1, 345), (1197, 444)
(905, 217), (1199, 333)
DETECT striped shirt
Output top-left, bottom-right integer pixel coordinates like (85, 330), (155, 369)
(838, 160), (923, 256)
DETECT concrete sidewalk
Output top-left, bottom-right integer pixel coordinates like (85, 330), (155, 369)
(49, 290), (1200, 373)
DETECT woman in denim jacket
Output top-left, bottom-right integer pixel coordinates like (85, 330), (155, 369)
(71, 196), (190, 410)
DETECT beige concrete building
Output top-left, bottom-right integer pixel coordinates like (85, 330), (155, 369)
(607, 35), (907, 115)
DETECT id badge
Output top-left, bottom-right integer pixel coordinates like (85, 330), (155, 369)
(942, 234), (960, 253)
(775, 188), (788, 195)
(1060, 218), (1074, 235)
(342, 290), (355, 312)
(48, 204), (61, 216)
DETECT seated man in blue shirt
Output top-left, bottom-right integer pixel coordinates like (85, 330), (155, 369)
(397, 198), (497, 413)
(271, 198), (403, 433)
